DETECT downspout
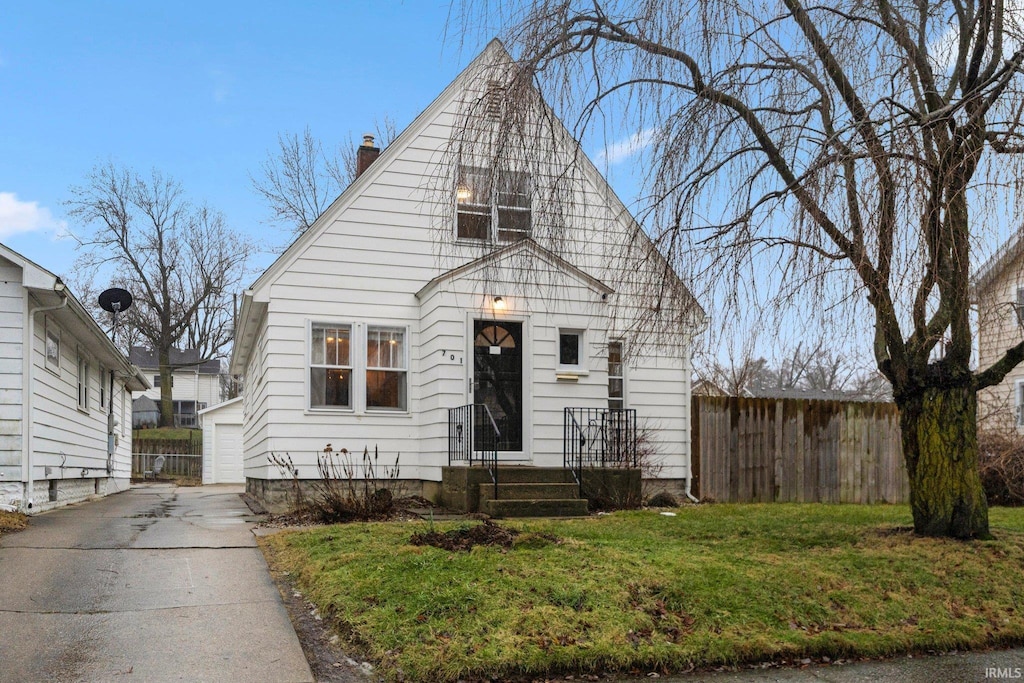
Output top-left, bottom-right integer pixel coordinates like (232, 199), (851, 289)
(23, 280), (68, 511)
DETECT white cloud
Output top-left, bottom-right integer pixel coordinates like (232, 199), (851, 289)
(596, 127), (658, 166)
(598, 127), (659, 165)
(0, 192), (67, 239)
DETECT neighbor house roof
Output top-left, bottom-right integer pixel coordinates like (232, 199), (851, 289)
(0, 242), (150, 392)
(129, 346), (222, 374)
(974, 228), (1024, 297)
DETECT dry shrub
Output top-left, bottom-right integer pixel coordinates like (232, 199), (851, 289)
(978, 430), (1024, 506)
(268, 445), (405, 522)
(311, 445), (404, 522)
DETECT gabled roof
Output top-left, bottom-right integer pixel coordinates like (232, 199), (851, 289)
(416, 238), (613, 300)
(231, 38), (704, 372)
(243, 39), (514, 303)
(0, 242), (150, 391)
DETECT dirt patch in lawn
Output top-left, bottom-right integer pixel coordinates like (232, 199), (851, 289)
(409, 520), (522, 551)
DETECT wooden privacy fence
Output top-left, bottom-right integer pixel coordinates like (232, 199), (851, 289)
(692, 396), (909, 504)
(132, 453), (202, 479)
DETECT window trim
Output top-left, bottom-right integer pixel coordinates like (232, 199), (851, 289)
(365, 325), (409, 413)
(455, 164), (532, 243)
(556, 328), (587, 374)
(98, 366), (107, 410)
(308, 321), (355, 412)
(44, 319), (60, 375)
(608, 340), (626, 410)
(77, 350), (90, 412)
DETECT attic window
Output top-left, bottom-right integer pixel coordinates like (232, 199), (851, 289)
(485, 80), (504, 120)
(456, 165), (531, 242)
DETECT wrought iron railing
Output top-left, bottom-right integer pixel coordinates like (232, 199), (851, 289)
(448, 403), (500, 499)
(563, 407), (638, 495)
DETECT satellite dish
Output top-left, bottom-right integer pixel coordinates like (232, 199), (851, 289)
(98, 288), (133, 314)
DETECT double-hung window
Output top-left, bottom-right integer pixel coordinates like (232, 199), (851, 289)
(456, 165), (531, 242)
(366, 326), (407, 411)
(310, 324), (352, 408)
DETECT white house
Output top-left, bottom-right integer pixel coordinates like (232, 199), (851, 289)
(129, 346), (223, 428)
(0, 243), (149, 513)
(230, 41), (704, 513)
(975, 229), (1024, 431)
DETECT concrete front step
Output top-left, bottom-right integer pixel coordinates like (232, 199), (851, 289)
(482, 498), (590, 518)
(479, 482), (580, 502)
(486, 466), (576, 484)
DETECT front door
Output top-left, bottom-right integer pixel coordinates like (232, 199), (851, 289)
(473, 320), (523, 452)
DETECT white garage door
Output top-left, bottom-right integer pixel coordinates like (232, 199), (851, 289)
(214, 424), (244, 484)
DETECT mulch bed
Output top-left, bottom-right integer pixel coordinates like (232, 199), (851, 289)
(409, 520), (520, 551)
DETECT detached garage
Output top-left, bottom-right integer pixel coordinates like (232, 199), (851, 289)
(199, 398), (243, 484)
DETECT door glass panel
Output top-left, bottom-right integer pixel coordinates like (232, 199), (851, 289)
(473, 320), (523, 451)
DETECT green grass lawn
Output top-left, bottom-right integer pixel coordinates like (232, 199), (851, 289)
(260, 504), (1024, 681)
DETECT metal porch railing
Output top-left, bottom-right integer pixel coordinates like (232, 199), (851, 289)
(448, 403), (500, 499)
(563, 407), (638, 495)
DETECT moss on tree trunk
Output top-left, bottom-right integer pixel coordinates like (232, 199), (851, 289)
(898, 385), (990, 539)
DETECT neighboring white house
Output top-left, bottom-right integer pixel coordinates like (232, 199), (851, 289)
(0, 243), (150, 513)
(129, 346), (223, 428)
(975, 229), (1024, 431)
(230, 41), (704, 509)
(199, 398), (244, 484)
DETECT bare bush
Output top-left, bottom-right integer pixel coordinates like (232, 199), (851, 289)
(979, 431), (1024, 506)
(308, 445), (404, 523)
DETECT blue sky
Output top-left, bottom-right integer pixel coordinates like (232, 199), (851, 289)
(0, 1), (642, 283)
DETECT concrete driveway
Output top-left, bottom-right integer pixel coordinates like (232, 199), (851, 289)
(0, 484), (313, 683)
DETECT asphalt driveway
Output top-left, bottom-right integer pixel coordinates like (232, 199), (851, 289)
(0, 483), (313, 683)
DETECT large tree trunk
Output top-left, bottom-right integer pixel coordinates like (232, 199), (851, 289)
(158, 349), (174, 428)
(897, 385), (990, 539)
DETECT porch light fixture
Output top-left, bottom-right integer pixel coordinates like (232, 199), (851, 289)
(493, 296), (506, 310)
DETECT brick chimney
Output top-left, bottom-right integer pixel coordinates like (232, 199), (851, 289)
(356, 133), (380, 178)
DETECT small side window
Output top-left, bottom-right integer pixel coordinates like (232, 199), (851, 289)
(77, 352), (90, 411)
(558, 330), (583, 368)
(45, 320), (61, 374)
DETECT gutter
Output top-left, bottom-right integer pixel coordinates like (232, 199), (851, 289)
(23, 279), (68, 511)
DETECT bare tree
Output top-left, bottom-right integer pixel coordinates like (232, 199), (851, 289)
(452, 0), (1024, 537)
(67, 163), (254, 427)
(252, 119), (399, 238)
